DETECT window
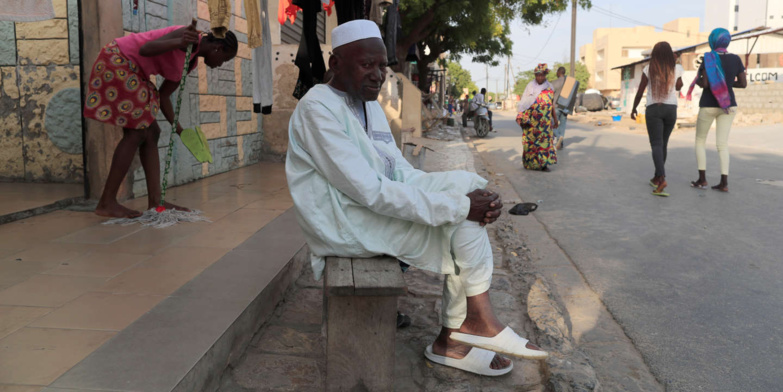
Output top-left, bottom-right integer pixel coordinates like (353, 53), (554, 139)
(597, 49), (605, 61)
(596, 71), (604, 82)
(281, 12), (326, 45)
(622, 47), (647, 58)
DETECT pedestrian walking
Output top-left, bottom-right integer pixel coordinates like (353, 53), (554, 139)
(550, 67), (570, 150)
(83, 21), (238, 218)
(687, 28), (747, 193)
(516, 63), (558, 172)
(631, 41), (684, 197)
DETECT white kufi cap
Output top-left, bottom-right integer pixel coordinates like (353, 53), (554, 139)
(331, 20), (383, 49)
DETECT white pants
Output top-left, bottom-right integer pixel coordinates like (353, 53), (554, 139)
(696, 107), (737, 175)
(440, 221), (494, 329)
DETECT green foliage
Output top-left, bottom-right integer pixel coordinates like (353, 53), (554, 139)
(513, 61), (591, 95)
(446, 60), (478, 97)
(398, 0), (592, 73)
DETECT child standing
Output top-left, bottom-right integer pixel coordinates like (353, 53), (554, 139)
(84, 21), (237, 218)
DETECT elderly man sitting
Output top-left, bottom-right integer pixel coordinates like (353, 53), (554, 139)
(285, 20), (548, 376)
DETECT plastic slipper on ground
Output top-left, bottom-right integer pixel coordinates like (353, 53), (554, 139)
(652, 190), (670, 197)
(424, 345), (513, 376)
(509, 202), (538, 216)
(180, 126), (213, 163)
(450, 327), (549, 360)
(649, 180), (658, 188)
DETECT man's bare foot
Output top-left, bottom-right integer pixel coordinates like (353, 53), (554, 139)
(151, 201), (192, 212)
(432, 328), (511, 370)
(711, 184), (729, 192)
(95, 202), (142, 218)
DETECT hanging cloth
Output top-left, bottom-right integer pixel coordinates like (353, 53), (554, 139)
(0, 0), (54, 22)
(382, 0), (400, 66)
(292, 0), (325, 99)
(208, 0), (231, 38)
(335, 0), (364, 25)
(253, 0), (274, 113)
(278, 0), (301, 24)
(244, 0), (263, 48)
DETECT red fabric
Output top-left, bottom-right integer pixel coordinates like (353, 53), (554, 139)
(278, 0), (301, 24)
(323, 0), (334, 15)
(83, 41), (160, 130)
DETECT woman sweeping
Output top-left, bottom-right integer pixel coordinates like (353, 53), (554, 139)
(687, 28), (747, 192)
(631, 42), (683, 197)
(84, 21), (237, 218)
(516, 63), (558, 171)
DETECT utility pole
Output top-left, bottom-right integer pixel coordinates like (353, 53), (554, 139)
(485, 64), (489, 90)
(495, 79), (499, 101)
(570, 0), (577, 77)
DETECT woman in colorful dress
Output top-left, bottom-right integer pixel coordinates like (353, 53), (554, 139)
(516, 63), (559, 171)
(84, 21), (237, 218)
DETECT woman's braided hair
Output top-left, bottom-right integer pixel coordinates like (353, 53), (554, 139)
(205, 31), (238, 54)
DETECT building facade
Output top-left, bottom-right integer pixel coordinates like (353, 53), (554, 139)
(705, 0), (783, 33)
(579, 18), (709, 96)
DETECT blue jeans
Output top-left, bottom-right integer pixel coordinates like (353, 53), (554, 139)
(554, 109), (568, 139)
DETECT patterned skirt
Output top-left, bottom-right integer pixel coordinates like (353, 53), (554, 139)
(83, 40), (159, 130)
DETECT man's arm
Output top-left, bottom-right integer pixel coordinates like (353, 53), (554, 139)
(292, 100), (473, 227)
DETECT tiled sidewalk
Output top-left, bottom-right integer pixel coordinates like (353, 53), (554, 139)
(0, 162), (293, 390)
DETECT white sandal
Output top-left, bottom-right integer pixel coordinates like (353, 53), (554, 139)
(450, 327), (549, 360)
(424, 345), (513, 376)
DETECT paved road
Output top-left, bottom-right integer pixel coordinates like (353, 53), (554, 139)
(471, 111), (783, 392)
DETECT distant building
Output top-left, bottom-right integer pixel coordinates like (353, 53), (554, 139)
(705, 0), (783, 33)
(579, 18), (709, 96)
(613, 27), (783, 118)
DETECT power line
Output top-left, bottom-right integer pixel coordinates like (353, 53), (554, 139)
(591, 5), (690, 35)
(517, 11), (563, 67)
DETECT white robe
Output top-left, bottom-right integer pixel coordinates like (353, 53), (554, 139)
(286, 84), (488, 280)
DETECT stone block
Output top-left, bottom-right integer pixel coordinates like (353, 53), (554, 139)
(145, 0), (168, 19)
(237, 42), (251, 59)
(147, 15), (168, 31)
(261, 109), (292, 155)
(18, 65), (83, 181)
(242, 131), (263, 164)
(200, 111), (221, 124)
(17, 39), (69, 65)
(0, 67), (22, 179)
(241, 58), (253, 97)
(16, 19), (69, 39)
(235, 31), (248, 44)
(236, 111), (252, 121)
(0, 22), (15, 65)
(197, 1), (210, 20)
(234, 17), (247, 34)
(218, 69), (235, 81)
(67, 0), (79, 64)
(53, 0), (67, 18)
(206, 66), (219, 94)
(226, 96), (237, 136)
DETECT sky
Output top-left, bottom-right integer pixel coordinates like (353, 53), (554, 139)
(460, 0), (706, 91)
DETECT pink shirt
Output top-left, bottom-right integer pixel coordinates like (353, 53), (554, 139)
(115, 25), (201, 81)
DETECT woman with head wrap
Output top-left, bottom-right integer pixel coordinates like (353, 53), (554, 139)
(631, 42), (684, 197)
(687, 28), (747, 192)
(516, 63), (559, 171)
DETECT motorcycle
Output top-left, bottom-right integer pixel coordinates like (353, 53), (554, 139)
(464, 103), (490, 138)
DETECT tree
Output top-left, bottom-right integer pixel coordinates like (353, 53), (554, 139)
(445, 61), (478, 97)
(513, 61), (591, 95)
(395, 0), (593, 91)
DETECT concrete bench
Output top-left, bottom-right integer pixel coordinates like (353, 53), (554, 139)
(324, 256), (407, 392)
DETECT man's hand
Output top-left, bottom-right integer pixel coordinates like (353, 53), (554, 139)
(466, 189), (503, 226)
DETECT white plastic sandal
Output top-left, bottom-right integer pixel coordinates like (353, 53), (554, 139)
(450, 327), (549, 360)
(424, 345), (513, 376)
